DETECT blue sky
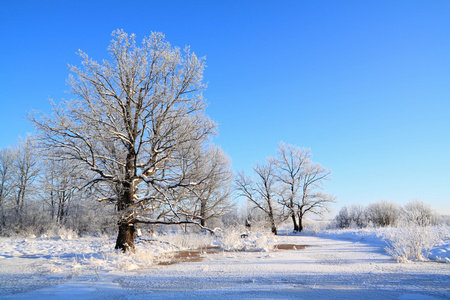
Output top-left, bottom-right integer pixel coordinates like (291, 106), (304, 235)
(1, 0), (449, 215)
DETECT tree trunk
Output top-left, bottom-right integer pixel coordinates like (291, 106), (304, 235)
(269, 212), (278, 235)
(271, 221), (278, 235)
(289, 192), (299, 232)
(268, 201), (278, 235)
(115, 166), (136, 252)
(298, 214), (304, 232)
(115, 221), (136, 252)
(200, 199), (206, 227)
(291, 214), (299, 232)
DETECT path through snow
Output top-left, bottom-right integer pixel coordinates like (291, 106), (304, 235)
(0, 235), (449, 299)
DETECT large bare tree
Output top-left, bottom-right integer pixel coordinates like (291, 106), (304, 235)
(235, 159), (279, 235)
(275, 143), (336, 232)
(31, 30), (222, 252)
(274, 143), (309, 232)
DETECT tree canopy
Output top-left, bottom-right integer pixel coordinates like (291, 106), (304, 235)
(31, 30), (231, 251)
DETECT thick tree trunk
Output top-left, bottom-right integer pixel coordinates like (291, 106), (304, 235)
(269, 212), (277, 235)
(200, 199), (206, 227)
(115, 161), (136, 252)
(115, 221), (136, 252)
(271, 222), (278, 235)
(268, 202), (278, 235)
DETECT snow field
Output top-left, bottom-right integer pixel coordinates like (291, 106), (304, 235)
(0, 226), (449, 299)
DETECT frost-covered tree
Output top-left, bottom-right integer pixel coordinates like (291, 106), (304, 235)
(235, 159), (279, 235)
(366, 200), (399, 227)
(335, 204), (367, 228)
(275, 143), (336, 232)
(31, 30), (222, 252)
(11, 137), (40, 225)
(185, 145), (234, 227)
(0, 147), (14, 228)
(39, 157), (81, 224)
(349, 204), (367, 228)
(274, 143), (309, 231)
(335, 206), (351, 228)
(402, 200), (437, 226)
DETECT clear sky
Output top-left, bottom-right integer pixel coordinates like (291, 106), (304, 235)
(1, 0), (449, 215)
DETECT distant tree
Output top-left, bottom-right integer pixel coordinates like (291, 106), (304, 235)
(187, 145), (234, 227)
(366, 200), (399, 227)
(39, 157), (80, 224)
(335, 200), (437, 230)
(275, 143), (336, 232)
(335, 204), (367, 229)
(349, 204), (367, 228)
(235, 159), (279, 234)
(402, 200), (437, 227)
(274, 143), (309, 232)
(335, 206), (351, 228)
(0, 147), (14, 228)
(11, 137), (40, 225)
(30, 30), (223, 252)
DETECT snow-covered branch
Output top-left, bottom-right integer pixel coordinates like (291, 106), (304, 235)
(134, 217), (215, 233)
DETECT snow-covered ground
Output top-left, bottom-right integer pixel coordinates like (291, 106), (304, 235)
(0, 229), (449, 299)
(314, 226), (450, 263)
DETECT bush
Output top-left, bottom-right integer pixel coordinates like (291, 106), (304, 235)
(383, 218), (444, 262)
(334, 200), (443, 230)
(335, 204), (368, 229)
(366, 200), (399, 227)
(349, 204), (367, 228)
(335, 206), (351, 228)
(402, 200), (437, 227)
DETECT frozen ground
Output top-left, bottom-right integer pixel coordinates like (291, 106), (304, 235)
(0, 231), (449, 299)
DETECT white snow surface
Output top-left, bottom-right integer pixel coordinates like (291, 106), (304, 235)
(0, 229), (449, 299)
(315, 227), (450, 263)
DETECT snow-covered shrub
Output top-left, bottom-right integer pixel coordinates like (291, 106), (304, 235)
(349, 204), (367, 228)
(335, 206), (351, 228)
(40, 224), (78, 240)
(383, 219), (444, 262)
(216, 225), (274, 251)
(441, 215), (450, 226)
(335, 204), (368, 229)
(215, 225), (247, 250)
(300, 218), (332, 234)
(244, 207), (280, 233)
(334, 200), (442, 231)
(133, 225), (275, 253)
(366, 200), (399, 227)
(401, 200), (438, 227)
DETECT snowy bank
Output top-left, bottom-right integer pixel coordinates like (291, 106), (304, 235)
(313, 226), (450, 263)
